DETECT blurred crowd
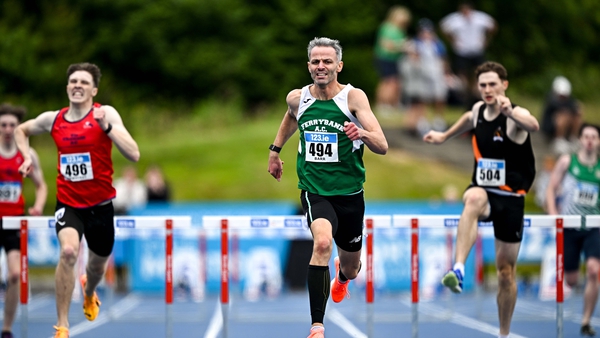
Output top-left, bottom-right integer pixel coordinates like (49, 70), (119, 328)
(112, 164), (171, 215)
(373, 2), (585, 149)
(374, 2), (496, 136)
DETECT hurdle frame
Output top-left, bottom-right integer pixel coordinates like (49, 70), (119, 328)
(2, 215), (191, 338)
(205, 214), (589, 338)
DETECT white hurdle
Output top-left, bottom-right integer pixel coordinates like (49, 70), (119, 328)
(203, 215), (311, 338)
(394, 214), (584, 338)
(205, 214), (592, 338)
(2, 215), (191, 338)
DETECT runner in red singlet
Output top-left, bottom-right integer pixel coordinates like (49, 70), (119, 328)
(14, 63), (140, 338)
(0, 103), (46, 338)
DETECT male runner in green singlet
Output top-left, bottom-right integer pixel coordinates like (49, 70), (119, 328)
(546, 124), (600, 336)
(267, 37), (388, 338)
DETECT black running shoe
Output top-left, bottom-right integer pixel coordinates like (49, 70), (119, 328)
(581, 324), (596, 337)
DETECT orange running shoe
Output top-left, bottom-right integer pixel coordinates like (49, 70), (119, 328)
(307, 326), (325, 338)
(330, 257), (349, 303)
(80, 274), (101, 321)
(53, 326), (69, 338)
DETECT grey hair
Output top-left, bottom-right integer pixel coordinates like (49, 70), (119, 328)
(307, 37), (343, 62)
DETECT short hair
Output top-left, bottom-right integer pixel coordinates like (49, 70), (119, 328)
(66, 62), (102, 87)
(475, 61), (508, 81)
(307, 37), (343, 62)
(579, 123), (600, 138)
(0, 103), (26, 122)
(459, 1), (474, 9)
(386, 6), (411, 27)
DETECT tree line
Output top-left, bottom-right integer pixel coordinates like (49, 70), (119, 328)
(1, 0), (598, 112)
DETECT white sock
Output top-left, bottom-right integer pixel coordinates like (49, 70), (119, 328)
(498, 334), (509, 338)
(311, 326), (324, 332)
(453, 262), (465, 277)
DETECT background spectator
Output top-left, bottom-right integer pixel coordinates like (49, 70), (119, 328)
(533, 155), (559, 212)
(401, 18), (449, 136)
(113, 165), (147, 215)
(541, 76), (583, 155)
(440, 1), (496, 108)
(145, 164), (171, 202)
(373, 6), (411, 115)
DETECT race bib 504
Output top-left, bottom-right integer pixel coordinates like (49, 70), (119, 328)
(476, 158), (505, 186)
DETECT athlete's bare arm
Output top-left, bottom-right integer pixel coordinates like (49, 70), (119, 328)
(498, 95), (539, 139)
(268, 90), (301, 182)
(347, 88), (388, 155)
(27, 147), (47, 216)
(94, 105), (140, 162)
(423, 108), (476, 144)
(15, 111), (59, 176)
(545, 154), (571, 215)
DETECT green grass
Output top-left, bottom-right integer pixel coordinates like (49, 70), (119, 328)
(21, 94), (599, 215)
(22, 102), (470, 214)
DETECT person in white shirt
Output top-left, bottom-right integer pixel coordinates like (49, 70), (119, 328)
(440, 1), (496, 108)
(112, 165), (146, 215)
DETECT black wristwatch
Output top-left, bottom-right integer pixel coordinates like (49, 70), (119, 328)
(269, 144), (282, 153)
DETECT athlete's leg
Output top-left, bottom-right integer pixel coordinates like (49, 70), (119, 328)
(337, 248), (361, 281)
(307, 218), (334, 327)
(582, 257), (600, 325)
(565, 271), (579, 289)
(310, 219), (334, 266)
(3, 249), (20, 332)
(84, 250), (110, 296)
(82, 202), (115, 298)
(495, 239), (521, 336)
(455, 187), (490, 265)
(55, 227), (81, 328)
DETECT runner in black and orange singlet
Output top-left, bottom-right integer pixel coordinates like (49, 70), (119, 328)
(0, 103), (46, 338)
(423, 61), (538, 338)
(14, 63), (140, 338)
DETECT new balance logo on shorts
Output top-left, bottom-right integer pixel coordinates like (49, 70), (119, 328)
(349, 235), (362, 244)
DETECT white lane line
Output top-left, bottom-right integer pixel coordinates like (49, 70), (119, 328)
(47, 293), (141, 338)
(0, 294), (52, 321)
(326, 307), (367, 338)
(407, 300), (529, 338)
(518, 299), (600, 326)
(204, 300), (223, 338)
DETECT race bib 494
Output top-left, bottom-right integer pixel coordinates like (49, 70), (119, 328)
(305, 131), (339, 162)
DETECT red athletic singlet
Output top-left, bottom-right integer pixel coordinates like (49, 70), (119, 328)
(0, 151), (25, 216)
(51, 104), (116, 208)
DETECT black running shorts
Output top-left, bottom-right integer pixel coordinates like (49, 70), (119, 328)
(55, 199), (115, 257)
(0, 218), (21, 253)
(300, 190), (365, 252)
(478, 190), (525, 243)
(563, 228), (600, 272)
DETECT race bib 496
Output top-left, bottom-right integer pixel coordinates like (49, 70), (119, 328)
(60, 152), (94, 182)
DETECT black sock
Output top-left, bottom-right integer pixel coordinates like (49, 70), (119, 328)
(338, 266), (348, 283)
(338, 260), (361, 283)
(307, 265), (330, 324)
